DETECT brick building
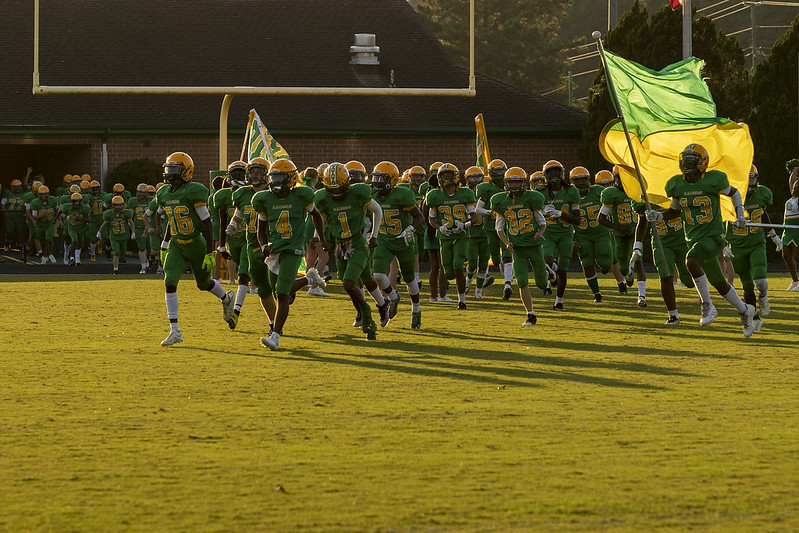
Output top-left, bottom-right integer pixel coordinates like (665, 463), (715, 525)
(1, 0), (586, 188)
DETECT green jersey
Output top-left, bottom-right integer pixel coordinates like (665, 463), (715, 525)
(600, 185), (636, 236)
(372, 186), (417, 243)
(665, 169), (729, 243)
(125, 197), (148, 229)
(214, 188), (246, 239)
(475, 182), (503, 231)
(29, 197), (59, 227)
(540, 185), (581, 237)
(87, 193), (105, 222)
(155, 182), (210, 240)
(489, 190), (546, 247)
(726, 184), (773, 247)
(103, 208), (133, 239)
(425, 186), (477, 241)
(574, 185), (610, 239)
(251, 186), (315, 254)
(232, 185), (259, 246)
(314, 183), (373, 242)
(632, 200), (685, 248)
(2, 190), (26, 215)
(62, 203), (91, 228)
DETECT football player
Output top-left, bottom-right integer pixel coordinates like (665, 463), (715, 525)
(370, 161), (426, 328)
(645, 144), (756, 337)
(301, 166), (330, 296)
(462, 166), (494, 299)
(314, 162), (384, 340)
(420, 162), (452, 303)
(215, 161), (250, 325)
(1, 179), (27, 252)
(475, 159), (513, 299)
(425, 163), (478, 310)
(226, 158), (275, 332)
(781, 159), (799, 290)
(253, 159), (328, 350)
(155, 152), (235, 346)
(598, 166), (647, 306)
(127, 183), (152, 273)
(570, 167), (612, 303)
(29, 185), (59, 264)
(491, 167), (547, 325)
(540, 160), (582, 310)
(96, 195), (135, 274)
(61, 192), (91, 266)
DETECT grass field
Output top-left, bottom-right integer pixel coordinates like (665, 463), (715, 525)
(2, 273), (799, 531)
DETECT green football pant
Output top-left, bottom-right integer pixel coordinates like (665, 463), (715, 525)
(109, 237), (128, 257)
(467, 233), (489, 272)
(268, 252), (303, 295)
(730, 241), (767, 294)
(512, 245), (548, 290)
(373, 239), (416, 283)
(439, 236), (469, 280)
(575, 234), (613, 271)
(686, 234), (725, 286)
(247, 244), (273, 298)
(615, 235), (639, 275)
(134, 227), (148, 253)
(652, 239), (694, 287)
(163, 235), (213, 290)
(33, 224), (55, 244)
(335, 238), (373, 284)
(543, 230), (573, 270)
(66, 225), (88, 243)
(485, 230), (510, 266)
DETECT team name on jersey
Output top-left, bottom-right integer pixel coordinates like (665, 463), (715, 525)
(164, 199), (181, 205)
(272, 204), (293, 209)
(333, 205), (352, 212)
(684, 190), (702, 197)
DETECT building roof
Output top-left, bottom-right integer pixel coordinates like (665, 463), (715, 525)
(2, 0), (586, 134)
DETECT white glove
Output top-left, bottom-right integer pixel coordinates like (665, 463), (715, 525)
(732, 216), (747, 230)
(645, 210), (663, 223)
(542, 204), (555, 216)
(398, 225), (416, 245)
(768, 230), (783, 252)
(722, 244), (734, 259)
(96, 231), (102, 239)
(451, 220), (466, 234)
(225, 221), (239, 236)
(439, 225), (452, 236)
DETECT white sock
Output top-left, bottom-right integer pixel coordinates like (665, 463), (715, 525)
(458, 292), (466, 303)
(669, 309), (679, 318)
(477, 272), (486, 282)
(235, 284), (248, 311)
(722, 284), (748, 313)
(412, 301), (421, 313)
(414, 272), (420, 285)
(406, 279), (419, 297)
(754, 278), (768, 296)
(166, 292), (179, 321)
(90, 242), (96, 255)
(369, 288), (386, 306)
(693, 274), (712, 303)
(555, 296), (563, 305)
(374, 272), (391, 290)
(638, 280), (646, 297)
(75, 249), (81, 261)
(209, 279), (227, 299)
(504, 263), (513, 284)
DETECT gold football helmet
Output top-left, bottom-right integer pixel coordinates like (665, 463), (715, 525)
(163, 152), (195, 189)
(371, 161), (400, 196)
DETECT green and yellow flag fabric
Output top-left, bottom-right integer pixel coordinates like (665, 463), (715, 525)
(598, 50), (753, 220)
(247, 109), (292, 164)
(475, 113), (491, 169)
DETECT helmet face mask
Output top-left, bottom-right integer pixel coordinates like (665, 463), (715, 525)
(111, 195), (125, 213)
(748, 165), (759, 193)
(504, 167), (526, 196)
(488, 159), (507, 187)
(163, 152), (195, 191)
(370, 161), (399, 197)
(569, 166), (591, 194)
(544, 167), (563, 188)
(371, 173), (391, 196)
(679, 144), (709, 182)
(71, 192), (83, 209)
(268, 159), (298, 196)
(437, 163), (460, 191)
(246, 157), (269, 187)
(11, 180), (22, 193)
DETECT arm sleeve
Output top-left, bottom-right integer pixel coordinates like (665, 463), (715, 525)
(195, 205), (211, 221)
(475, 198), (492, 215)
(534, 210), (546, 228)
(494, 215), (506, 231)
(366, 199), (383, 239)
(669, 198), (680, 211)
(599, 205), (612, 217)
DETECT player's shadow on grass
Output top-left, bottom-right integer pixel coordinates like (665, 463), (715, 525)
(282, 338), (670, 390)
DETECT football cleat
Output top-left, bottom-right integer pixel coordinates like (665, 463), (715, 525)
(637, 296), (647, 308)
(139, 266), (147, 274)
(48, 254), (56, 263)
(363, 317), (377, 340)
(553, 302), (565, 311)
(665, 315), (680, 326)
(388, 297), (399, 320)
(377, 302), (390, 327)
(40, 256), (48, 265)
(787, 280), (799, 291)
(699, 302), (718, 326)
(307, 286), (328, 297)
(625, 269), (635, 287)
(228, 310), (240, 330)
(63, 254), (69, 265)
(522, 314), (537, 326)
(474, 287), (483, 300)
(305, 267), (326, 288)
(90, 255), (96, 262)
(69, 258), (75, 267)
(439, 295), (455, 302)
(752, 315), (762, 333)
(740, 304), (756, 338)
(457, 302), (467, 310)
(757, 291), (770, 317)
(503, 284), (512, 300)
(222, 291), (235, 322)
(593, 293), (603, 303)
(483, 275), (495, 288)
(161, 329), (183, 346)
(429, 297), (439, 303)
(411, 311), (421, 329)
(260, 333), (280, 351)
(352, 312), (362, 327)
(112, 269), (119, 275)
(542, 287), (552, 296)
(617, 282), (627, 294)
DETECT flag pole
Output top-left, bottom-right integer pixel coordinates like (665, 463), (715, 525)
(592, 31), (671, 278)
(241, 110), (255, 162)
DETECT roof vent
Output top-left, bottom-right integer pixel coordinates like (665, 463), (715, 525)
(350, 33), (379, 65)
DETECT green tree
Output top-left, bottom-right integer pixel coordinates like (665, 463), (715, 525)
(583, 1), (750, 171)
(749, 14), (799, 214)
(414, 0), (572, 94)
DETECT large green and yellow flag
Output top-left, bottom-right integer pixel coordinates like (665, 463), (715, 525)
(598, 50), (753, 220)
(247, 109), (292, 164)
(475, 113), (491, 169)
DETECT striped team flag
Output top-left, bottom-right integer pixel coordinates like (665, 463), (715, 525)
(247, 109), (292, 164)
(475, 113), (491, 169)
